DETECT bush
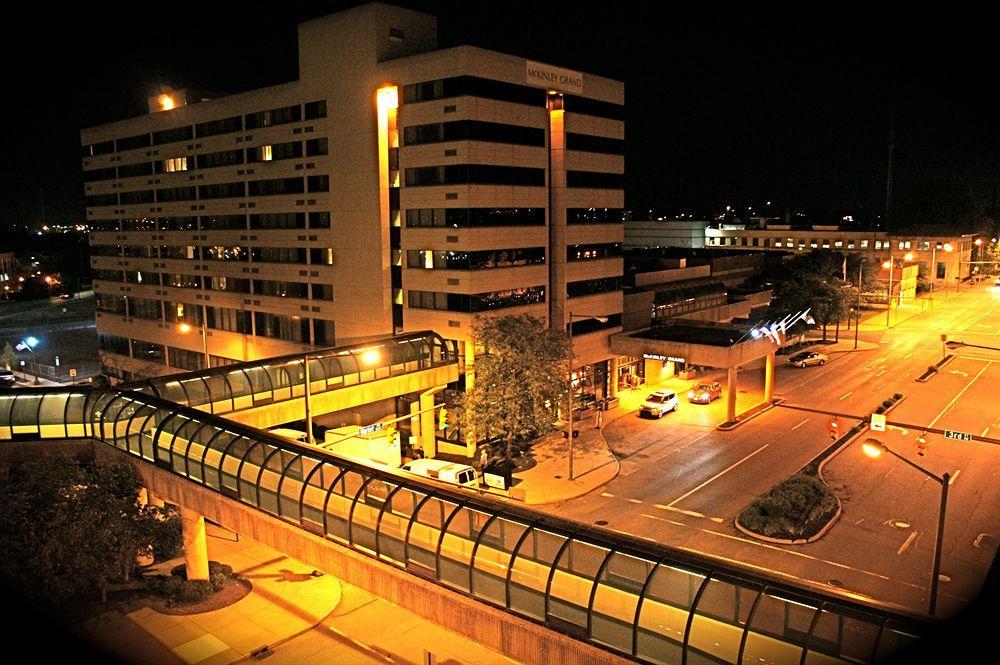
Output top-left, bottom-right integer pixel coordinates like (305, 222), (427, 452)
(170, 560), (236, 592)
(738, 473), (838, 539)
(882, 399), (894, 409)
(145, 508), (182, 561)
(176, 579), (213, 604)
(893, 393), (903, 400)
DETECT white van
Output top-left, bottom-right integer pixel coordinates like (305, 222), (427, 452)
(401, 458), (480, 488)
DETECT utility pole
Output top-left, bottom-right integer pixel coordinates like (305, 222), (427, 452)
(884, 82), (896, 228)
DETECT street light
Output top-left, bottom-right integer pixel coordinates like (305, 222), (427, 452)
(567, 313), (609, 480)
(945, 340), (1000, 352)
(18, 336), (40, 384)
(860, 437), (949, 616)
(303, 346), (381, 446)
(176, 312), (210, 368)
(882, 259), (894, 326)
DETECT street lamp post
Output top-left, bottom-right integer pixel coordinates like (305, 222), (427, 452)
(567, 313), (609, 481)
(883, 259), (894, 327)
(861, 438), (949, 616)
(177, 308), (210, 369)
(18, 336), (40, 384)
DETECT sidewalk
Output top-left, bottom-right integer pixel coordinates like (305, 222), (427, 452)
(513, 414), (619, 504)
(77, 523), (343, 665)
(78, 524), (520, 665)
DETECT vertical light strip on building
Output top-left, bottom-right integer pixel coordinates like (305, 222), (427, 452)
(376, 85), (402, 332)
(547, 91), (566, 330)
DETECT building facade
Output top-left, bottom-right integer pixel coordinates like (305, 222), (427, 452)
(81, 3), (624, 402)
(702, 224), (977, 287)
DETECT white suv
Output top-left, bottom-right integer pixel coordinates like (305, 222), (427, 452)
(640, 390), (679, 418)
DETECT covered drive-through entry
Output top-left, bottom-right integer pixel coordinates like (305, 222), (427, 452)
(610, 314), (811, 426)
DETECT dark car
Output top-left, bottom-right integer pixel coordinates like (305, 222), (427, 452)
(0, 369), (16, 384)
(688, 381), (722, 404)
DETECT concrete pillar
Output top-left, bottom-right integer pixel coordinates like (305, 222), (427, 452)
(419, 388), (440, 459)
(137, 486), (149, 507)
(180, 506), (210, 581)
(409, 398), (422, 456)
(726, 366), (739, 423)
(644, 358), (663, 386)
(665, 360), (676, 380)
(609, 356), (620, 398)
(464, 339), (476, 392)
(764, 352), (775, 404)
(147, 491), (165, 508)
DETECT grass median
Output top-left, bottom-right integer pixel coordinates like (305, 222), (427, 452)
(737, 472), (838, 541)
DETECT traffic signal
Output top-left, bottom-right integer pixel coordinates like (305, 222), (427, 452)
(828, 419), (840, 440)
(384, 423), (397, 446)
(438, 406), (449, 431)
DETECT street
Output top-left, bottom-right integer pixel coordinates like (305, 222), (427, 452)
(541, 284), (1000, 617)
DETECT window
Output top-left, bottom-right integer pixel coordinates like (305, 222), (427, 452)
(250, 212), (305, 229)
(245, 104), (302, 129)
(313, 319), (335, 346)
(196, 149), (244, 169)
(116, 134), (151, 151)
(98, 333), (130, 355)
(253, 280), (308, 298)
(195, 116), (242, 138)
(198, 182), (246, 199)
(405, 208), (544, 228)
(159, 245), (198, 260)
(83, 167), (117, 182)
(310, 248), (334, 265)
(157, 186), (196, 202)
(159, 216), (197, 231)
(206, 306), (251, 333)
(120, 190), (154, 205)
(406, 247), (545, 270)
(567, 276), (623, 298)
(308, 212), (331, 228)
(163, 157), (188, 172)
(161, 273), (201, 289)
(200, 215), (246, 230)
(202, 245), (248, 261)
(565, 133), (625, 155)
(248, 141), (302, 162)
(165, 301), (202, 325)
(83, 140), (115, 157)
(152, 126), (193, 145)
(567, 243), (622, 261)
(404, 164), (544, 187)
(248, 177), (304, 196)
(254, 312), (309, 343)
(566, 170), (624, 189)
(562, 94), (625, 120)
(307, 175), (329, 192)
(311, 284), (334, 301)
(403, 76), (547, 107)
(403, 120), (544, 147)
(252, 247), (307, 264)
(305, 138), (328, 156)
(126, 297), (162, 321)
(95, 294), (127, 315)
(130, 339), (165, 362)
(408, 286), (545, 312)
(567, 208), (628, 224)
(206, 276), (250, 293)
(168, 346), (204, 371)
(304, 100), (327, 120)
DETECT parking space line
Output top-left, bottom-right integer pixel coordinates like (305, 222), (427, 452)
(790, 418), (809, 431)
(839, 391), (852, 400)
(665, 444), (769, 508)
(949, 470), (961, 485)
(897, 531), (919, 556)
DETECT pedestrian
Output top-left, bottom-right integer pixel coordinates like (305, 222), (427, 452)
(479, 446), (488, 471)
(595, 403), (604, 429)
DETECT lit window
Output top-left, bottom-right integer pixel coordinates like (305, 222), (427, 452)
(860, 240), (869, 248)
(164, 157), (188, 172)
(262, 145), (273, 161)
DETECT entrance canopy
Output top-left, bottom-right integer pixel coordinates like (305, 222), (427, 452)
(611, 317), (810, 369)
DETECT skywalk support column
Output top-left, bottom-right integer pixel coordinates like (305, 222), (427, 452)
(181, 506), (210, 581)
(419, 386), (443, 459)
(764, 351), (775, 404)
(609, 356), (620, 398)
(726, 365), (739, 423)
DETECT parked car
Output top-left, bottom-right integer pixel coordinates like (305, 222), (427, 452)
(688, 381), (722, 404)
(640, 390), (679, 418)
(994, 276), (1000, 287)
(0, 369), (16, 384)
(787, 351), (828, 368)
(401, 458), (479, 488)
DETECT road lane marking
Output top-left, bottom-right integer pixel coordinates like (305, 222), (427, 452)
(600, 492), (614, 498)
(838, 391), (853, 400)
(876, 369), (887, 377)
(983, 427), (991, 437)
(949, 470), (961, 485)
(790, 418), (809, 431)
(665, 444), (769, 508)
(927, 361), (993, 428)
(640, 514), (687, 527)
(628, 498), (643, 504)
(897, 531), (919, 556)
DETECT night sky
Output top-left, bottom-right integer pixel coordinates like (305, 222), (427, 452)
(3, 1), (997, 230)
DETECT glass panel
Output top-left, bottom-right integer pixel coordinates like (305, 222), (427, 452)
(472, 517), (530, 605)
(180, 377), (210, 408)
(227, 369), (253, 403)
(157, 380), (189, 406)
(353, 476), (389, 553)
(37, 393), (68, 438)
(256, 445), (285, 515)
(509, 528), (565, 620)
(637, 564), (706, 665)
(439, 506), (492, 591)
(326, 470), (364, 543)
(875, 623), (920, 663)
(407, 496), (453, 575)
(376, 485), (419, 563)
(300, 460), (336, 527)
(203, 374), (232, 410)
(548, 539), (610, 631)
(688, 578), (756, 664)
(744, 593), (818, 665)
(10, 394), (41, 432)
(238, 442), (267, 506)
(65, 392), (90, 437)
(591, 552), (650, 652)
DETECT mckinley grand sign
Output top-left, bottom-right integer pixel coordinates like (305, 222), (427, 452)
(526, 60), (584, 93)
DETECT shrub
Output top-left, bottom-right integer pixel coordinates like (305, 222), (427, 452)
(154, 575), (183, 599)
(875, 406), (885, 414)
(170, 560), (235, 592)
(738, 472), (838, 539)
(176, 579), (213, 604)
(146, 508), (182, 561)
(893, 393), (903, 400)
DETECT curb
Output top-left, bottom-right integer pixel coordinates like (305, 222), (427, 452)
(518, 428), (621, 506)
(734, 496), (843, 545)
(916, 354), (955, 383)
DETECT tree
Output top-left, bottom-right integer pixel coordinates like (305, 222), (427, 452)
(0, 454), (178, 608)
(770, 250), (854, 341)
(1, 342), (14, 370)
(458, 315), (568, 463)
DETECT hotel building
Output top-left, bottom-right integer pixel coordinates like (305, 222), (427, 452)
(81, 3), (624, 404)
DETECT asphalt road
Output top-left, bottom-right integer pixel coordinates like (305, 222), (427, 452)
(542, 284), (1000, 618)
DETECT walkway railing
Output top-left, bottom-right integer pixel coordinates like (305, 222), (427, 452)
(0, 385), (928, 665)
(124, 330), (457, 416)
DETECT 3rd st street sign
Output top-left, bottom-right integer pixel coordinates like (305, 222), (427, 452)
(944, 430), (972, 442)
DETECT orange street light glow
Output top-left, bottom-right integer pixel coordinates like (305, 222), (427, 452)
(904, 252), (915, 262)
(943, 243), (954, 252)
(158, 94), (176, 111)
(882, 260), (892, 269)
(178, 323), (193, 334)
(361, 349), (381, 365)
(861, 439), (885, 458)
